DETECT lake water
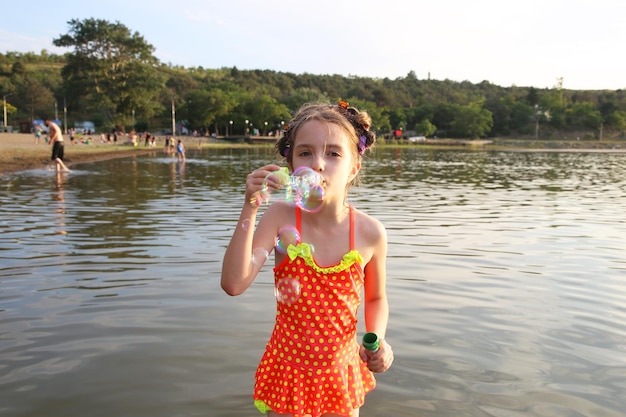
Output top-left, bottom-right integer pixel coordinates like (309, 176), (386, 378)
(1, 147), (625, 417)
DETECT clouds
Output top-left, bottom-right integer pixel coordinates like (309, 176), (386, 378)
(2, 0), (625, 90)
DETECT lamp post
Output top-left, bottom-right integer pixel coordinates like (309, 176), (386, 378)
(245, 119), (249, 136)
(3, 94), (12, 132)
(264, 121), (268, 136)
(229, 120), (233, 137)
(63, 97), (67, 134)
(534, 105), (539, 140)
(599, 122), (604, 141)
(132, 109), (135, 129)
(171, 98), (176, 137)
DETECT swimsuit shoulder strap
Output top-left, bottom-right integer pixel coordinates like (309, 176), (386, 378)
(349, 205), (355, 250)
(296, 206), (302, 234)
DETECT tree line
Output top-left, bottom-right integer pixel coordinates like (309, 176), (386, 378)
(1, 18), (625, 140)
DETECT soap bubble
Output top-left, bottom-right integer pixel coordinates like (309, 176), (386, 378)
(299, 183), (324, 212)
(251, 168), (290, 207)
(241, 218), (252, 231)
(251, 166), (325, 211)
(251, 247), (269, 266)
(275, 224), (301, 254)
(275, 275), (301, 305)
(261, 168), (291, 195)
(271, 167), (291, 187)
(289, 167), (325, 212)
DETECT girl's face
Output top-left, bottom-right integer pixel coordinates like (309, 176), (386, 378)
(290, 119), (360, 203)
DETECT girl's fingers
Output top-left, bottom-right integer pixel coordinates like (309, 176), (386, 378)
(363, 340), (394, 373)
(246, 165), (282, 205)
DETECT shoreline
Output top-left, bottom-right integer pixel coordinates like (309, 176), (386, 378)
(0, 133), (177, 175)
(3, 132), (626, 175)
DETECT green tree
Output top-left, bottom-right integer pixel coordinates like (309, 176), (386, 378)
(567, 102), (602, 130)
(3, 50), (624, 138)
(605, 110), (626, 131)
(414, 119), (437, 137)
(281, 87), (329, 113)
(11, 72), (55, 121)
(185, 87), (238, 133)
(539, 89), (567, 130)
(239, 94), (291, 135)
(386, 108), (407, 131)
(509, 101), (534, 134)
(450, 101), (493, 138)
(53, 18), (165, 128)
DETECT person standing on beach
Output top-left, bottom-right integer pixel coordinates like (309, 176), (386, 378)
(33, 124), (42, 144)
(45, 119), (70, 172)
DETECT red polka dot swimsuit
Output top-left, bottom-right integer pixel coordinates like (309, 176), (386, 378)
(253, 206), (376, 416)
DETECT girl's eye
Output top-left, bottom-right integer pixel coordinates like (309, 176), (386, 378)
(298, 150), (312, 157)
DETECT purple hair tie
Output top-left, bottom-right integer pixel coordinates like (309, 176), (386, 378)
(358, 135), (367, 155)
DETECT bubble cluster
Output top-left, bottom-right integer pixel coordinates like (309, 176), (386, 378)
(275, 224), (301, 254)
(287, 167), (325, 212)
(252, 167), (325, 212)
(275, 275), (301, 304)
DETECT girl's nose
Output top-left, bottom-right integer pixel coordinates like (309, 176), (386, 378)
(311, 155), (325, 172)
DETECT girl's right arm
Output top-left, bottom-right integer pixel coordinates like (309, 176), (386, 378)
(221, 164), (281, 295)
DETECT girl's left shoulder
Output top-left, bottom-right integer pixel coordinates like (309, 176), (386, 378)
(352, 207), (387, 243)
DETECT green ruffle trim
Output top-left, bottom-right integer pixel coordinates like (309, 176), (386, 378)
(287, 242), (363, 274)
(254, 399), (272, 414)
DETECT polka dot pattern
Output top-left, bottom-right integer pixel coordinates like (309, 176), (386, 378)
(253, 244), (376, 417)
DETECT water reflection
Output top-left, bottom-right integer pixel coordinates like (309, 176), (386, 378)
(1, 148), (625, 417)
(53, 172), (68, 235)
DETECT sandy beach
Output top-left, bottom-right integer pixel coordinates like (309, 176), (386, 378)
(0, 132), (164, 175)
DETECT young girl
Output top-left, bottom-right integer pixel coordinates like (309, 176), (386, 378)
(176, 139), (185, 161)
(221, 101), (393, 417)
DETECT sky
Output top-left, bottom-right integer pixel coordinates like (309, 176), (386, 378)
(2, 0), (624, 91)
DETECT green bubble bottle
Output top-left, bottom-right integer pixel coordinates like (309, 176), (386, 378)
(362, 332), (380, 352)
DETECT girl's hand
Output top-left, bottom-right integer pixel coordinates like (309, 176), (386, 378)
(246, 164), (283, 207)
(359, 338), (394, 373)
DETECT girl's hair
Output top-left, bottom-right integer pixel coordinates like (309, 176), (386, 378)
(276, 101), (376, 167)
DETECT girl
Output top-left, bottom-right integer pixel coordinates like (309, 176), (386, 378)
(176, 139), (185, 161)
(221, 101), (393, 417)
